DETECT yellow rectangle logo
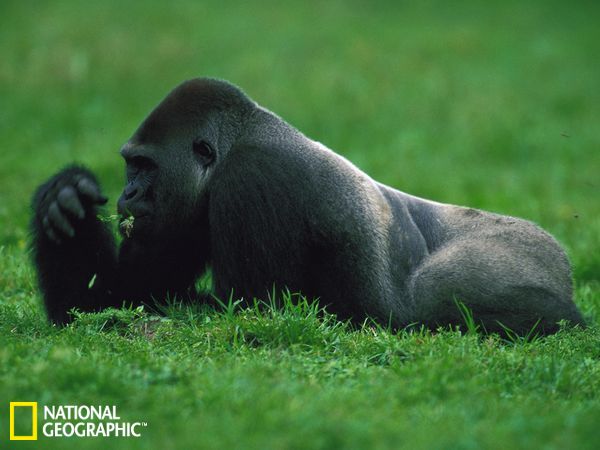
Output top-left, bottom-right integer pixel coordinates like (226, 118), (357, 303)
(10, 401), (38, 440)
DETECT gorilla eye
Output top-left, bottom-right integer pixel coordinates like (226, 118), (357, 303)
(193, 140), (215, 164)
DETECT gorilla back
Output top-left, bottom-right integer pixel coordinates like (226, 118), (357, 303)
(31, 78), (584, 335)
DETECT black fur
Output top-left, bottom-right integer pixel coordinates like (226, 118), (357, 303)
(32, 167), (119, 324)
(31, 78), (585, 334)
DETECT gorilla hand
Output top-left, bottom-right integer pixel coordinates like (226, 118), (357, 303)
(34, 167), (108, 244)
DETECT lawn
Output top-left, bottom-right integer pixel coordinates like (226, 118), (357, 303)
(1, 0), (599, 448)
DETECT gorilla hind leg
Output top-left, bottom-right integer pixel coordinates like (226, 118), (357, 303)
(408, 240), (584, 336)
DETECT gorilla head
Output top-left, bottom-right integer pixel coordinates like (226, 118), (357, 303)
(117, 79), (254, 242)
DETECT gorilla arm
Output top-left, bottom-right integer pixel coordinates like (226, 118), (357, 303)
(207, 141), (413, 326)
(31, 166), (122, 325)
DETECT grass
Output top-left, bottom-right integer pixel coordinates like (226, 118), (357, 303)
(1, 0), (599, 448)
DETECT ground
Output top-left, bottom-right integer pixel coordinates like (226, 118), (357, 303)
(0, 1), (599, 449)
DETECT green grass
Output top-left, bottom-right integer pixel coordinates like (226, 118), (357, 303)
(1, 0), (599, 448)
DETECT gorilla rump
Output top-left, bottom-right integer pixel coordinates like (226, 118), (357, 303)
(31, 78), (584, 334)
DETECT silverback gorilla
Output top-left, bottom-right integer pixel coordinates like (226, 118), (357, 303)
(32, 78), (584, 334)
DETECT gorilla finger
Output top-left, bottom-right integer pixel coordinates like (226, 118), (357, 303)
(42, 216), (62, 244)
(77, 178), (108, 205)
(57, 186), (85, 219)
(48, 201), (75, 238)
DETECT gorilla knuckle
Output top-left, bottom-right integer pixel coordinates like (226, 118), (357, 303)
(47, 201), (74, 237)
(57, 185), (76, 203)
(57, 186), (85, 218)
(47, 201), (60, 217)
(76, 178), (103, 201)
(77, 177), (96, 190)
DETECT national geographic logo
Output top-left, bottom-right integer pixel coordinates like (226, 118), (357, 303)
(8, 402), (147, 440)
(10, 402), (38, 440)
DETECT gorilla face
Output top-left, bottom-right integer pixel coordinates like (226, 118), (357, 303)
(117, 137), (216, 241)
(116, 143), (161, 239)
(116, 79), (251, 242)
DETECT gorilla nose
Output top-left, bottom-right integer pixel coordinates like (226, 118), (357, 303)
(117, 183), (144, 216)
(124, 184), (139, 201)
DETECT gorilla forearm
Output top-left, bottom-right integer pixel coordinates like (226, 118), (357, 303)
(31, 166), (120, 324)
(33, 229), (120, 325)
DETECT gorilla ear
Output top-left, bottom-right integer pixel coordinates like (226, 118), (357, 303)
(193, 140), (215, 166)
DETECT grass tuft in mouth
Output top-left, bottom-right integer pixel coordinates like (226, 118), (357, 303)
(119, 216), (135, 238)
(97, 214), (135, 237)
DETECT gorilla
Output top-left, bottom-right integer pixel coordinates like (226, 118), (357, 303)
(31, 78), (584, 334)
